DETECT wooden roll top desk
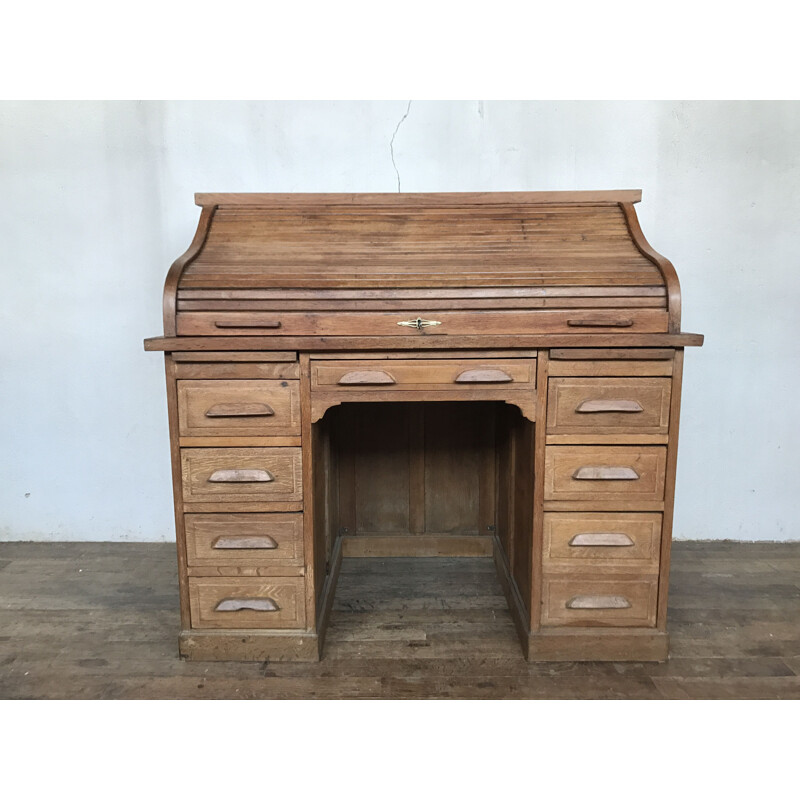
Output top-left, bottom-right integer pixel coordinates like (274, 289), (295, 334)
(144, 191), (703, 662)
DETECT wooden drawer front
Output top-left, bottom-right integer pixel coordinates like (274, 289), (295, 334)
(185, 513), (303, 567)
(181, 448), (303, 504)
(544, 446), (666, 504)
(311, 359), (535, 390)
(541, 577), (658, 627)
(547, 378), (671, 435)
(178, 380), (300, 437)
(189, 577), (306, 629)
(542, 512), (662, 572)
(176, 309), (668, 337)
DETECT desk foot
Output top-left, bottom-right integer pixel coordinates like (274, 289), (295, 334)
(179, 630), (321, 662)
(527, 629), (669, 662)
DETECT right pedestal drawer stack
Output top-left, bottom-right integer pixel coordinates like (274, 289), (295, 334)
(541, 351), (679, 631)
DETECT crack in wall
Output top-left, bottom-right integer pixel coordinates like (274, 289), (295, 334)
(389, 100), (412, 192)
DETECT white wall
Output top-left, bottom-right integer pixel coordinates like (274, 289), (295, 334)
(1, 101), (798, 541)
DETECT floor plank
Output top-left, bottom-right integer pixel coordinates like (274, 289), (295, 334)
(0, 542), (798, 699)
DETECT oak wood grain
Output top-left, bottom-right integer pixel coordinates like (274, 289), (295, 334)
(544, 445), (667, 504)
(657, 348), (685, 628)
(145, 332), (705, 351)
(177, 380), (300, 437)
(164, 355), (191, 629)
(163, 205), (216, 336)
(541, 576), (658, 627)
(547, 377), (672, 435)
(188, 577), (306, 630)
(180, 448), (303, 504)
(530, 351), (550, 631)
(549, 348), (674, 361)
(176, 309), (669, 337)
(171, 351), (297, 362)
(299, 353), (319, 634)
(312, 358), (535, 390)
(542, 512), (662, 573)
(184, 513), (304, 568)
(547, 360), (674, 377)
(195, 190), (644, 206)
(178, 286), (666, 300)
(180, 436), (302, 448)
(173, 362), (301, 380)
(621, 202), (682, 332)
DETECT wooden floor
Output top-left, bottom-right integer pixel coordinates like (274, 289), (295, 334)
(1, 541), (798, 699)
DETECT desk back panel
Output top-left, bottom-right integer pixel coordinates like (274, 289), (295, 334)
(326, 402), (501, 538)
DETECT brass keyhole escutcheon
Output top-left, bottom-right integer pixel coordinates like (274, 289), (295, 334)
(397, 317), (442, 330)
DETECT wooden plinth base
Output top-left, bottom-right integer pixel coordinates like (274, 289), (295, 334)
(179, 630), (320, 662)
(527, 629), (669, 662)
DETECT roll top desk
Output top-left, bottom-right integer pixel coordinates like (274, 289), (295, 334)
(144, 191), (703, 662)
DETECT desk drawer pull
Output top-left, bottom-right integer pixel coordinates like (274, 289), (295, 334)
(214, 319), (282, 329)
(572, 466), (639, 481)
(337, 370), (396, 385)
(569, 533), (635, 547)
(455, 368), (513, 383)
(575, 399), (643, 413)
(567, 595), (631, 610)
(214, 598), (280, 612)
(567, 318), (634, 328)
(208, 469), (274, 483)
(205, 403), (275, 418)
(212, 535), (278, 550)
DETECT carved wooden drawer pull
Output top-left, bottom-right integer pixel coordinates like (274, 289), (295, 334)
(566, 318), (634, 328)
(455, 368), (513, 383)
(566, 595), (632, 610)
(214, 598), (280, 612)
(337, 370), (396, 385)
(208, 469), (274, 483)
(212, 535), (278, 550)
(572, 466), (639, 481)
(214, 319), (282, 328)
(205, 403), (275, 418)
(569, 533), (635, 547)
(575, 399), (643, 413)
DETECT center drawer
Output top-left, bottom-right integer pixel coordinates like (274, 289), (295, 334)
(181, 447), (303, 504)
(310, 358), (536, 390)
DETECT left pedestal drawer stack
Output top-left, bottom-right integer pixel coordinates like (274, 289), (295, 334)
(166, 355), (313, 660)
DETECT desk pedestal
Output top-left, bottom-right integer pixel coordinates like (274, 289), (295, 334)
(162, 347), (683, 662)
